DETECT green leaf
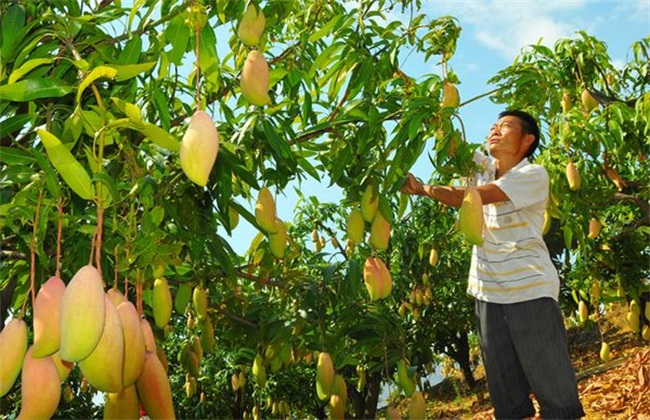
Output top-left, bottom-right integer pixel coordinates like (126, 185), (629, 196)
(92, 172), (118, 208)
(0, 113), (32, 137)
(1, 4), (26, 61)
(8, 57), (54, 84)
(118, 35), (142, 65)
(165, 15), (190, 65)
(139, 122), (180, 152)
(107, 62), (156, 82)
(76, 65), (118, 103)
(0, 147), (35, 165)
(29, 148), (61, 198)
(37, 130), (95, 200)
(0, 79), (73, 102)
(309, 14), (343, 43)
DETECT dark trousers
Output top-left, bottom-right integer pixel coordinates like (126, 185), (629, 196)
(475, 298), (586, 419)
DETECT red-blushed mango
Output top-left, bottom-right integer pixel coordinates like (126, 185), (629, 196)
(458, 188), (484, 245)
(136, 351), (175, 419)
(0, 318), (28, 396)
(408, 392), (426, 420)
(329, 394), (344, 420)
(140, 319), (156, 352)
(363, 257), (384, 301)
(193, 286), (208, 320)
(33, 276), (66, 357)
(316, 352), (335, 401)
(376, 257), (393, 299)
(241, 50), (271, 106)
(268, 218), (287, 258)
(79, 295), (125, 393)
(104, 384), (140, 420)
(565, 161), (581, 191)
(360, 184), (379, 222)
(255, 186), (277, 233)
(581, 89), (598, 112)
(180, 110), (219, 187)
(117, 301), (146, 387)
(387, 406), (402, 420)
(369, 210), (390, 251)
(50, 351), (73, 381)
(152, 278), (172, 328)
(441, 82), (460, 108)
(17, 347), (60, 420)
(237, 4), (266, 46)
(588, 218), (602, 239)
(106, 287), (127, 306)
(59, 264), (106, 362)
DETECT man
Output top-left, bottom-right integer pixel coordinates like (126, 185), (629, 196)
(401, 110), (585, 419)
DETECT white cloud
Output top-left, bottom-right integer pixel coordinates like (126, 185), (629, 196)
(424, 0), (588, 59)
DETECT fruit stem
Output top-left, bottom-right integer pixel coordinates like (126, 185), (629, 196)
(195, 26), (202, 110)
(23, 189), (45, 317)
(55, 196), (64, 279)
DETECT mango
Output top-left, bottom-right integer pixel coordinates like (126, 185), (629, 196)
(0, 318), (28, 396)
(565, 161), (581, 191)
(346, 209), (365, 243)
(329, 394), (344, 420)
(578, 300), (588, 324)
(231, 372), (240, 391)
(630, 299), (641, 316)
(17, 347), (61, 420)
(626, 311), (640, 333)
(581, 89), (598, 112)
(458, 188), (484, 245)
(440, 82), (460, 108)
(396, 358), (415, 397)
(252, 353), (267, 387)
(255, 186), (277, 233)
(51, 351), (73, 381)
(587, 218), (602, 239)
(117, 301), (146, 387)
(200, 316), (215, 354)
(268, 218), (287, 258)
(193, 286), (208, 320)
(360, 184), (379, 222)
(79, 295), (125, 392)
(140, 319), (156, 352)
(104, 385), (140, 420)
(356, 365), (366, 390)
(363, 257), (384, 301)
(409, 391), (426, 420)
(180, 110), (219, 187)
(429, 248), (439, 267)
(174, 283), (192, 314)
(191, 336), (204, 364)
(241, 50), (271, 106)
(185, 375), (198, 398)
(599, 341), (611, 362)
(32, 276), (66, 357)
(642, 325), (650, 341)
(590, 281), (601, 302)
(542, 210), (551, 235)
(316, 351), (335, 401)
(106, 287), (127, 306)
(228, 205), (240, 230)
(561, 91), (572, 113)
(237, 4), (266, 46)
(387, 406), (402, 420)
(369, 210), (390, 251)
(152, 278), (172, 328)
(645, 302), (650, 322)
(59, 264), (106, 362)
(136, 351), (175, 419)
(331, 374), (347, 409)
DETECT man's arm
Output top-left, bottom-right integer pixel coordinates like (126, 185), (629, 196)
(400, 173), (509, 208)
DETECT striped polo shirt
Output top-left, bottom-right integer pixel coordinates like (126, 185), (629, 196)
(466, 153), (560, 304)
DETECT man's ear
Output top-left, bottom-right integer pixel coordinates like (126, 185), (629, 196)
(521, 133), (535, 155)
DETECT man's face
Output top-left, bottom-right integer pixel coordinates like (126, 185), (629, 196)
(487, 115), (531, 158)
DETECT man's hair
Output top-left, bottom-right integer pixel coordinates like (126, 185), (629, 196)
(498, 110), (540, 158)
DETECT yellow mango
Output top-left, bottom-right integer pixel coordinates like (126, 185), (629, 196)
(369, 210), (390, 251)
(241, 50), (271, 106)
(50, 351), (73, 381)
(180, 110), (219, 187)
(587, 218), (602, 239)
(329, 394), (344, 420)
(252, 353), (267, 387)
(231, 372), (240, 391)
(316, 352), (335, 401)
(346, 209), (365, 244)
(104, 385), (140, 420)
(645, 302), (650, 322)
(429, 248), (439, 267)
(136, 351), (176, 419)
(578, 300), (588, 323)
(140, 318), (156, 352)
(561, 91), (572, 113)
(255, 186), (277, 233)
(79, 295), (124, 392)
(565, 161), (581, 191)
(581, 89), (598, 112)
(331, 374), (347, 408)
(360, 184), (379, 222)
(193, 286), (208, 320)
(599, 341), (610, 362)
(33, 276), (66, 357)
(458, 188), (484, 245)
(642, 325), (650, 342)
(268, 218), (287, 258)
(116, 301), (146, 387)
(440, 82), (460, 108)
(630, 299), (641, 316)
(0, 318), (28, 396)
(376, 257), (393, 299)
(152, 278), (173, 328)
(626, 311), (640, 332)
(17, 347), (61, 420)
(409, 391), (426, 420)
(363, 257), (384, 301)
(59, 264), (106, 362)
(237, 4), (266, 46)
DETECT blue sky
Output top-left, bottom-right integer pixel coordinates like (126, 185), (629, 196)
(225, 0), (649, 255)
